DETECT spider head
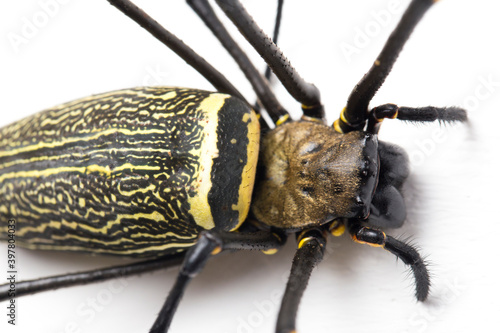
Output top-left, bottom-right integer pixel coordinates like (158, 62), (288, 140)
(252, 121), (379, 230)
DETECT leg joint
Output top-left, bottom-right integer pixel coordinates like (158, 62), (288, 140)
(349, 223), (387, 248)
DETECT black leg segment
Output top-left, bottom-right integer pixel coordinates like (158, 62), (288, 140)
(187, 0), (289, 125)
(383, 235), (430, 301)
(107, 0), (246, 102)
(151, 230), (286, 333)
(264, 0), (285, 82)
(338, 0), (437, 132)
(276, 228), (326, 333)
(348, 221), (430, 301)
(367, 103), (468, 133)
(216, 0), (324, 120)
(150, 233), (219, 333)
(0, 254), (184, 301)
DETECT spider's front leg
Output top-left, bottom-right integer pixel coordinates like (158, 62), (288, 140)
(151, 230), (287, 333)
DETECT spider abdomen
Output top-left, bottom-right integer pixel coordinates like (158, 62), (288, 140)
(0, 87), (260, 257)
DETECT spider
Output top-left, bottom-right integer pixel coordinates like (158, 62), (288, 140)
(0, 1), (475, 332)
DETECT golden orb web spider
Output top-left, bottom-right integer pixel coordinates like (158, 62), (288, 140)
(0, 1), (498, 332)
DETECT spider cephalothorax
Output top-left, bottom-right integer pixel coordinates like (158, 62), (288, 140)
(252, 121), (379, 229)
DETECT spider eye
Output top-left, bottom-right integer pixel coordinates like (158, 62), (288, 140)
(301, 186), (315, 196)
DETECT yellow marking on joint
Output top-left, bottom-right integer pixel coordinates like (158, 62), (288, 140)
(298, 236), (314, 249)
(211, 246), (222, 255)
(332, 224), (345, 236)
(366, 242), (384, 248)
(187, 93), (229, 230)
(230, 109), (260, 231)
(352, 230), (386, 248)
(334, 108), (349, 133)
(300, 115), (324, 123)
(261, 248), (278, 255)
(374, 59), (381, 66)
(391, 110), (399, 119)
(340, 107), (348, 123)
(275, 114), (290, 126)
(301, 104), (320, 110)
(329, 223), (345, 237)
(333, 119), (344, 134)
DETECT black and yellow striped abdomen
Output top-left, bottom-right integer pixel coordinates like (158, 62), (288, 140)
(0, 87), (260, 257)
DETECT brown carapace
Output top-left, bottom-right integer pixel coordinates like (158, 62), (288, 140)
(252, 121), (378, 230)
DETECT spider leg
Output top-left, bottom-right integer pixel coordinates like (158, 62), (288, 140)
(337, 0), (437, 133)
(276, 228), (326, 333)
(150, 229), (286, 333)
(0, 254), (184, 301)
(367, 103), (467, 134)
(254, 0), (285, 118)
(347, 220), (430, 301)
(107, 0), (246, 102)
(216, 0), (324, 121)
(264, 0), (285, 82)
(187, 0), (288, 126)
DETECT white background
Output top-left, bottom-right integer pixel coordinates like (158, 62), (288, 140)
(1, 0), (499, 332)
